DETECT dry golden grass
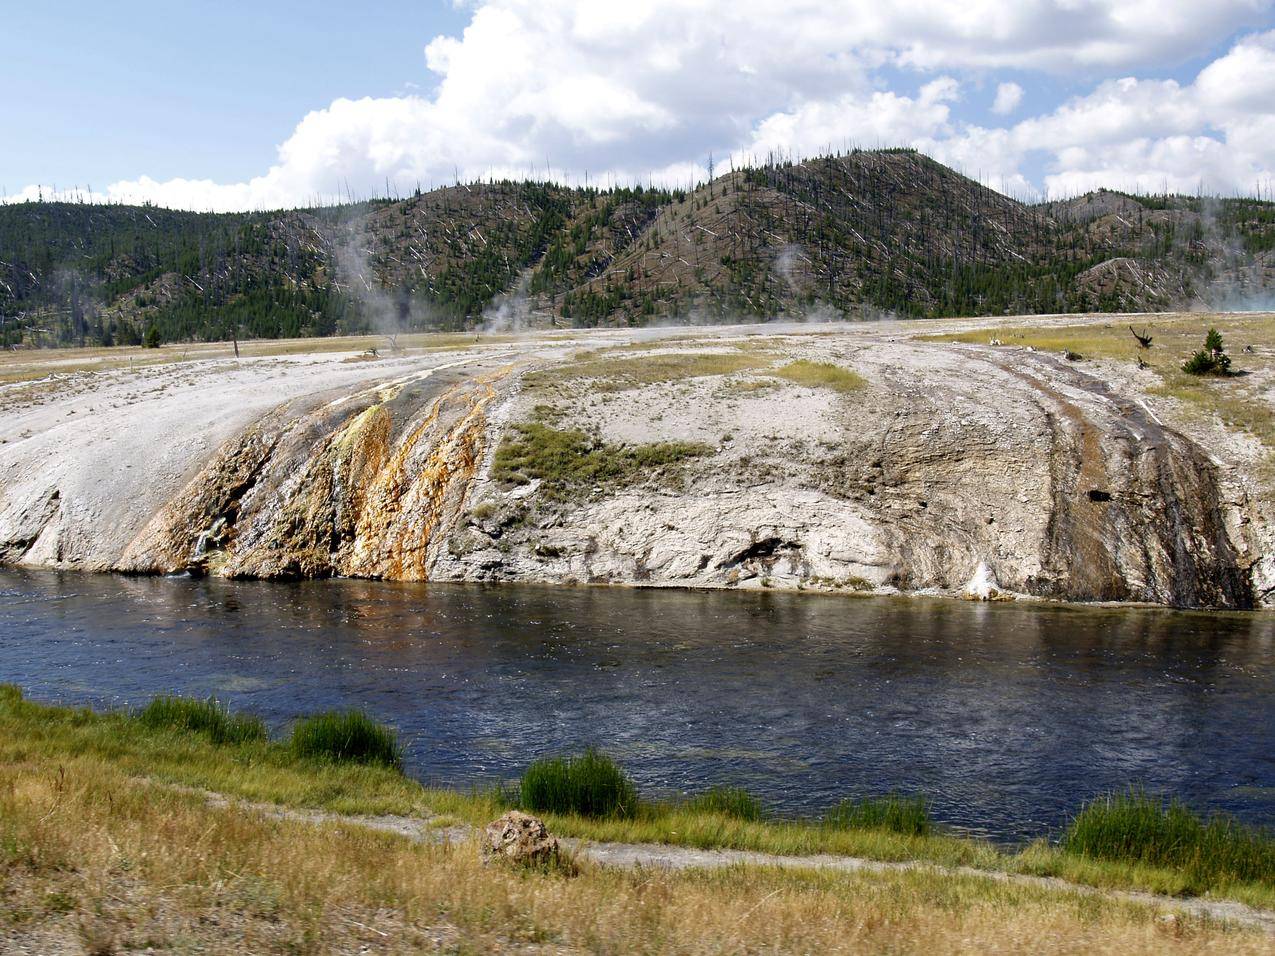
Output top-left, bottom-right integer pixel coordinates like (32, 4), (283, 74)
(3, 685), (1275, 955)
(571, 334), (709, 358)
(768, 359), (866, 392)
(922, 313), (1275, 368)
(4, 749), (1267, 954)
(4, 688), (1274, 911)
(717, 376), (780, 395)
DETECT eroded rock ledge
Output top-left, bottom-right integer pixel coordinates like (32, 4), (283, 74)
(0, 323), (1264, 609)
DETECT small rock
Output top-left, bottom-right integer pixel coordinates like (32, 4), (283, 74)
(507, 478), (541, 501)
(481, 811), (561, 868)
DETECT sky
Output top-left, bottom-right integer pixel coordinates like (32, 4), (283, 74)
(4, 0), (1274, 211)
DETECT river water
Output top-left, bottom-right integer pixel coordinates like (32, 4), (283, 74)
(2, 568), (1272, 842)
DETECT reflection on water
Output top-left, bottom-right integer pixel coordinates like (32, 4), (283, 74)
(2, 569), (1273, 841)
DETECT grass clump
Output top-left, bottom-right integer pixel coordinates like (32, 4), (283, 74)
(5, 686), (1275, 916)
(289, 710), (402, 769)
(135, 695), (267, 745)
(492, 422), (708, 497)
(683, 786), (765, 821)
(520, 749), (638, 819)
(824, 795), (931, 837)
(769, 359), (865, 392)
(1062, 789), (1275, 889)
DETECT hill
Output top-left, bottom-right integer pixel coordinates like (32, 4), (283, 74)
(1, 149), (1272, 347)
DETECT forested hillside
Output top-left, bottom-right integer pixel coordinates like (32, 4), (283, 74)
(2, 149), (1271, 347)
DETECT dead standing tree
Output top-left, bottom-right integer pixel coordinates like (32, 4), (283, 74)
(1129, 325), (1153, 348)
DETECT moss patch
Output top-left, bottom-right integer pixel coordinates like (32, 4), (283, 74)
(492, 422), (709, 497)
(769, 359), (865, 392)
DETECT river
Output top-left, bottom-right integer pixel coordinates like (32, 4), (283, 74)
(2, 568), (1272, 842)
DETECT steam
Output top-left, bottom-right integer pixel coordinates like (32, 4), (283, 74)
(480, 271), (535, 333)
(1206, 293), (1275, 313)
(773, 244), (808, 296)
(1156, 195), (1275, 313)
(768, 243), (898, 322)
(332, 225), (423, 346)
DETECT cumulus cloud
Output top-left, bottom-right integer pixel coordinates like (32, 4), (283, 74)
(742, 78), (961, 160)
(1008, 30), (1275, 196)
(6, 1), (1274, 209)
(991, 82), (1024, 115)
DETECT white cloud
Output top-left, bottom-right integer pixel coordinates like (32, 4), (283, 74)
(991, 82), (1024, 115)
(1009, 30), (1275, 196)
(6, 2), (1274, 210)
(742, 78), (961, 160)
(742, 28), (1275, 198)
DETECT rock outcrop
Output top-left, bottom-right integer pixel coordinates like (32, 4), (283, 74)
(434, 338), (1251, 608)
(118, 367), (505, 580)
(0, 320), (1265, 609)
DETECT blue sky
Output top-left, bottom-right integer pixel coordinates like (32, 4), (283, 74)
(5, 1), (1274, 209)
(1, 1), (465, 192)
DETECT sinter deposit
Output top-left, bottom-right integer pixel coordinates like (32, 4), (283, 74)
(2, 316), (1270, 609)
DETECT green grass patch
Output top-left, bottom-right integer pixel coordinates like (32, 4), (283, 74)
(824, 795), (931, 836)
(289, 710), (403, 769)
(1062, 789), (1275, 891)
(684, 786), (765, 821)
(769, 359), (865, 393)
(491, 421), (709, 496)
(135, 695), (268, 745)
(519, 749), (638, 819)
(0, 685), (426, 818)
(4, 685), (1275, 908)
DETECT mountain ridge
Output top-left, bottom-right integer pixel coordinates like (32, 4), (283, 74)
(2, 149), (1272, 347)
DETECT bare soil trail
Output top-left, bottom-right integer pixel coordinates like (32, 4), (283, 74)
(192, 787), (1275, 935)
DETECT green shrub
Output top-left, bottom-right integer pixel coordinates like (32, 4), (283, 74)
(135, 695), (267, 745)
(684, 786), (765, 821)
(143, 326), (162, 349)
(288, 710), (402, 768)
(1062, 789), (1275, 888)
(1182, 327), (1232, 375)
(520, 749), (638, 818)
(823, 794), (931, 836)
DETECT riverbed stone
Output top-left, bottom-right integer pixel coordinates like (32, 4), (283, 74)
(481, 811), (560, 868)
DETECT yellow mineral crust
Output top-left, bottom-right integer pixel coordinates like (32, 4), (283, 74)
(114, 369), (506, 582)
(346, 378), (497, 580)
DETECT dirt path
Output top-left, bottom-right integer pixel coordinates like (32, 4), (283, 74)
(194, 789), (1275, 935)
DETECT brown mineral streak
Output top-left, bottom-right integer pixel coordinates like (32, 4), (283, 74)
(347, 374), (501, 580)
(103, 366), (506, 583)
